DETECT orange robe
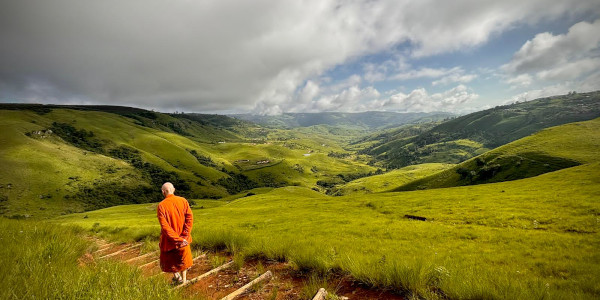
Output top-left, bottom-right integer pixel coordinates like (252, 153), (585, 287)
(157, 194), (194, 272)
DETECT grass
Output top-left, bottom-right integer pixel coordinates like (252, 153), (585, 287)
(334, 163), (454, 195)
(0, 218), (177, 299)
(3, 107), (600, 298)
(364, 90), (600, 168)
(0, 108), (374, 217)
(56, 159), (600, 299)
(394, 118), (600, 191)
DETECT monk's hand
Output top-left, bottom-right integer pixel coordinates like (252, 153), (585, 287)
(180, 239), (189, 248)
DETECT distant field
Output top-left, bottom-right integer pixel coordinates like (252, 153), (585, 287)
(333, 163), (454, 195)
(4, 105), (600, 299)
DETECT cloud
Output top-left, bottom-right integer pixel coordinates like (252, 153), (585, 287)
(364, 60), (477, 86)
(376, 85), (478, 112)
(0, 0), (598, 113)
(390, 67), (461, 81)
(502, 19), (600, 100)
(431, 73), (477, 86)
(502, 19), (600, 74)
(310, 86), (381, 112)
(505, 83), (572, 104)
(504, 74), (533, 89)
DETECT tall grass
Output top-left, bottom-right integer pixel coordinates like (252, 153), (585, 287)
(0, 218), (177, 299)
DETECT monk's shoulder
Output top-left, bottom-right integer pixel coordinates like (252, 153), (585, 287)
(157, 198), (173, 210)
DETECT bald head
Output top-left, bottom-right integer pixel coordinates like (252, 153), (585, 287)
(161, 182), (175, 197)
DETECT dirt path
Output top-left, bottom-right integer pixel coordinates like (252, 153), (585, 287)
(84, 236), (405, 300)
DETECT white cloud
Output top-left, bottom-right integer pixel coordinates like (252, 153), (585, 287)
(504, 74), (533, 89)
(375, 85), (478, 112)
(364, 61), (477, 87)
(298, 80), (320, 104)
(502, 19), (600, 103)
(390, 67), (461, 81)
(432, 73), (477, 86)
(308, 86), (381, 112)
(505, 83), (572, 104)
(502, 19), (600, 74)
(536, 57), (600, 81)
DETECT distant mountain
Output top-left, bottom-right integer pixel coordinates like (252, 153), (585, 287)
(231, 111), (454, 130)
(363, 91), (600, 168)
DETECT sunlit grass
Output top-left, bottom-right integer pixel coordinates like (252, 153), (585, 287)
(56, 160), (600, 299)
(0, 218), (177, 299)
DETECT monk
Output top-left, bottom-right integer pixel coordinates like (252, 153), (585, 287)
(157, 182), (194, 285)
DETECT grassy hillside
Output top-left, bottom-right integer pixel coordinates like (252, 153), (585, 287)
(0, 218), (176, 299)
(56, 160), (600, 299)
(332, 163), (454, 195)
(0, 106), (375, 217)
(365, 91), (600, 168)
(54, 119), (600, 298)
(394, 117), (600, 191)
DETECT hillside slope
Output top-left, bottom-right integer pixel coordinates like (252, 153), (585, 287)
(57, 161), (600, 299)
(393, 117), (600, 191)
(0, 107), (374, 218)
(332, 163), (454, 195)
(365, 91), (600, 168)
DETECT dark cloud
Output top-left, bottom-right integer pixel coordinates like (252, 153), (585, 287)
(1, 0), (598, 113)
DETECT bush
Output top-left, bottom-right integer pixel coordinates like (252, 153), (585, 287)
(189, 149), (218, 168)
(217, 173), (258, 194)
(50, 122), (105, 153)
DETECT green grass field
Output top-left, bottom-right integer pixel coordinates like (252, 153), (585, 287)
(333, 163), (454, 195)
(0, 218), (177, 299)
(56, 161), (600, 299)
(3, 106), (600, 299)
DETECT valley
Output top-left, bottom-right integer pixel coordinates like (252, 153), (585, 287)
(1, 91), (599, 299)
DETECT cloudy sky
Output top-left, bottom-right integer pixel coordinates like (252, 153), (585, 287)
(1, 0), (599, 115)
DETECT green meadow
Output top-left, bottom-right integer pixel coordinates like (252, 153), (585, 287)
(56, 161), (600, 299)
(2, 103), (600, 299)
(54, 118), (600, 299)
(0, 108), (373, 217)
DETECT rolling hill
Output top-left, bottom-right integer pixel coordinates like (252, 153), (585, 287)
(393, 117), (600, 191)
(0, 105), (374, 218)
(363, 91), (600, 168)
(56, 117), (600, 299)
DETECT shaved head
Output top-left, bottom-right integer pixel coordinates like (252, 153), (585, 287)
(161, 182), (175, 196)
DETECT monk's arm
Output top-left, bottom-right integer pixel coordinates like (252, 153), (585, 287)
(157, 206), (184, 243)
(181, 201), (193, 239)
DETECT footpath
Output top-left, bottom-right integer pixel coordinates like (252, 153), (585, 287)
(85, 237), (405, 300)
